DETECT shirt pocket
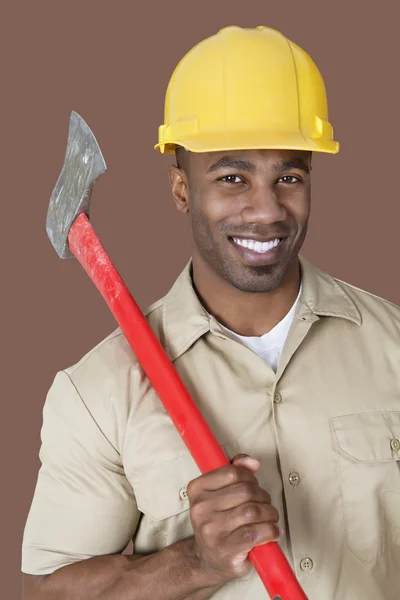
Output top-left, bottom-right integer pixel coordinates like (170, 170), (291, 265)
(133, 453), (200, 521)
(330, 411), (400, 563)
(130, 441), (243, 555)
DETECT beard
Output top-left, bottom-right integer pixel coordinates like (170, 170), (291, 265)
(191, 215), (307, 293)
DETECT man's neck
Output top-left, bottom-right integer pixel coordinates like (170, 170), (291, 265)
(192, 256), (301, 337)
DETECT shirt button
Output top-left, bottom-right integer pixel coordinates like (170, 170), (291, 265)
(390, 438), (400, 452)
(300, 557), (314, 572)
(273, 392), (282, 404)
(179, 485), (188, 500)
(288, 471), (301, 486)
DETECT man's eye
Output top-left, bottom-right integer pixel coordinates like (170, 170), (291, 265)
(220, 175), (243, 184)
(279, 175), (300, 184)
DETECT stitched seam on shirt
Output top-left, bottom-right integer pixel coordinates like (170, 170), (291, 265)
(329, 277), (362, 318)
(32, 491), (131, 511)
(130, 452), (192, 479)
(63, 371), (120, 455)
(66, 329), (125, 376)
(331, 420), (368, 563)
(138, 504), (190, 521)
(22, 543), (93, 556)
(302, 275), (362, 324)
(331, 413), (400, 463)
(163, 291), (209, 362)
(330, 420), (393, 563)
(129, 440), (240, 478)
(301, 297), (359, 321)
(336, 449), (399, 464)
(312, 310), (357, 322)
(331, 410), (400, 419)
(171, 328), (210, 363)
(335, 449), (386, 563)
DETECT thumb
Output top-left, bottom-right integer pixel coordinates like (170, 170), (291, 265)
(231, 453), (260, 472)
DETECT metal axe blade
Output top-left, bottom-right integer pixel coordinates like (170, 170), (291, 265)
(46, 111), (107, 259)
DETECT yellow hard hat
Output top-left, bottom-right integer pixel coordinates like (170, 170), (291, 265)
(154, 26), (339, 155)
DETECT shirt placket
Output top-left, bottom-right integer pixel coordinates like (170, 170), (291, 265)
(270, 311), (320, 584)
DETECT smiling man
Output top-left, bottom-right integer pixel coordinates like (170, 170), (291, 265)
(170, 148), (311, 337)
(21, 26), (400, 600)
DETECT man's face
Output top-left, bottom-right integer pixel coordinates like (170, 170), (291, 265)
(170, 149), (312, 293)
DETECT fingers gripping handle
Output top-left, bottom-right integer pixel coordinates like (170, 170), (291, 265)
(68, 214), (308, 600)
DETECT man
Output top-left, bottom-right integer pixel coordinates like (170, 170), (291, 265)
(21, 26), (400, 600)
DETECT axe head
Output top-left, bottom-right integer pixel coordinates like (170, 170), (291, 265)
(46, 111), (107, 259)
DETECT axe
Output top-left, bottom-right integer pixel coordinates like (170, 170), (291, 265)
(46, 111), (308, 600)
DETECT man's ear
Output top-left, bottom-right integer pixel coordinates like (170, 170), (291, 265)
(169, 165), (190, 214)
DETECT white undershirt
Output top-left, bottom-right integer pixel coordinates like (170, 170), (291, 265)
(218, 284), (302, 372)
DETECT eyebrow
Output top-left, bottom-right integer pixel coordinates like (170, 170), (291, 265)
(275, 159), (310, 174)
(207, 158), (256, 173)
(207, 156), (310, 174)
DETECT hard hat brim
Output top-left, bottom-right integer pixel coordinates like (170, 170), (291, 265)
(154, 130), (339, 155)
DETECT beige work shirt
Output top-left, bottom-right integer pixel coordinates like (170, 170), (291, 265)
(21, 255), (400, 599)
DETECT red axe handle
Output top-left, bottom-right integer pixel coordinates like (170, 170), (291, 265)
(68, 213), (308, 600)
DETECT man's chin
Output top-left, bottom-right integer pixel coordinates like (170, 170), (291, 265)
(223, 264), (285, 293)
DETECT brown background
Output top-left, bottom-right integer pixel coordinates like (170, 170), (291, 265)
(2, 1), (399, 597)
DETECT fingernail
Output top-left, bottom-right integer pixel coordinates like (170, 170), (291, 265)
(246, 457), (260, 466)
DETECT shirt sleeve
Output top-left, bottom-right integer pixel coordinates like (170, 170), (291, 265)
(21, 370), (140, 575)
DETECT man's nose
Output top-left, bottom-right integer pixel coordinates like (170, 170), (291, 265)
(241, 186), (287, 224)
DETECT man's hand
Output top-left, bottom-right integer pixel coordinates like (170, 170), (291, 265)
(187, 454), (281, 586)
(22, 455), (281, 600)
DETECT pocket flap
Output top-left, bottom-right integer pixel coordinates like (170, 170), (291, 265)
(330, 411), (400, 463)
(131, 441), (240, 520)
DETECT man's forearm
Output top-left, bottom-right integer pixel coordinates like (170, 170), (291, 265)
(23, 537), (224, 600)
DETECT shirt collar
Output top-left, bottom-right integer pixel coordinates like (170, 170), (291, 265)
(297, 255), (361, 326)
(162, 255), (362, 362)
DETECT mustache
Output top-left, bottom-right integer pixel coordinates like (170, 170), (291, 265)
(221, 223), (293, 238)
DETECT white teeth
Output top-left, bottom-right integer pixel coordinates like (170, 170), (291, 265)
(233, 237), (281, 253)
